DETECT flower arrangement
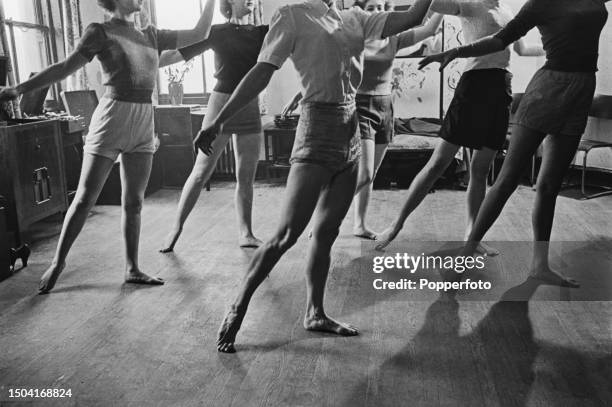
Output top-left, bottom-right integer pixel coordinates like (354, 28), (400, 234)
(164, 60), (194, 105)
(164, 59), (194, 85)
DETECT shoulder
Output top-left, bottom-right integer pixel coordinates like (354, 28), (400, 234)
(269, 5), (296, 24)
(83, 22), (106, 36)
(80, 22), (109, 44)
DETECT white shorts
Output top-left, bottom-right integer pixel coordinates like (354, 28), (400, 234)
(84, 97), (155, 161)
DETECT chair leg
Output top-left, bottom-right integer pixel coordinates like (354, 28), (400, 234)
(581, 150), (588, 198)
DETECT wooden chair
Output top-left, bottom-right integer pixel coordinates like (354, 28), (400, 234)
(572, 94), (612, 199)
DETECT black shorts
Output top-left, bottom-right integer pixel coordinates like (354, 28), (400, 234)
(356, 94), (394, 144)
(440, 69), (512, 150)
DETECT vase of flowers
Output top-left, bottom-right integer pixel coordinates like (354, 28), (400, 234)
(165, 60), (193, 105)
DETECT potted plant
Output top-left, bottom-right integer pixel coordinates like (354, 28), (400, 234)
(164, 60), (193, 105)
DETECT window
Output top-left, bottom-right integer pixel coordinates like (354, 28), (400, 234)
(1, 0), (65, 99)
(154, 0), (226, 96)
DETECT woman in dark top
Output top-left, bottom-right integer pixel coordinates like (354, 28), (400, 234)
(0, 0), (214, 293)
(420, 0), (610, 287)
(159, 0), (268, 252)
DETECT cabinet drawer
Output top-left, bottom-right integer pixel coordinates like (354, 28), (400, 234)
(10, 123), (67, 227)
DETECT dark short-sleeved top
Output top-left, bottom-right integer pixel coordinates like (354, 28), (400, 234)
(494, 0), (608, 72)
(77, 18), (178, 103)
(178, 23), (269, 94)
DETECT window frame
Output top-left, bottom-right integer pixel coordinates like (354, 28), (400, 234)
(151, 0), (211, 104)
(0, 0), (64, 101)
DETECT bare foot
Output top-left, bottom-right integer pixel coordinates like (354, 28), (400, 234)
(39, 262), (66, 294)
(303, 314), (359, 336)
(159, 227), (182, 253)
(529, 265), (579, 288)
(375, 226), (400, 251)
(239, 235), (263, 248)
(217, 306), (246, 353)
(125, 269), (165, 285)
(474, 242), (500, 257)
(353, 226), (377, 240)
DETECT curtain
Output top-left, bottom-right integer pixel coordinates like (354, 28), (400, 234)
(61, 0), (88, 90)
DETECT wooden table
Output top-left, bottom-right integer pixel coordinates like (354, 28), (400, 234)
(263, 121), (296, 171)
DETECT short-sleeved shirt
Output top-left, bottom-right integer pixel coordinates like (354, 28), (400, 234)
(257, 0), (388, 103)
(179, 23), (269, 94)
(495, 0), (608, 72)
(454, 0), (514, 72)
(77, 18), (178, 103)
(359, 32), (415, 95)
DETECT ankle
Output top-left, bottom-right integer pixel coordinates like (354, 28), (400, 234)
(305, 306), (325, 320)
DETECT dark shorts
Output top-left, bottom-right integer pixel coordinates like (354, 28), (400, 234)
(356, 94), (394, 144)
(440, 68), (513, 151)
(514, 68), (596, 137)
(290, 102), (361, 174)
(209, 91), (262, 135)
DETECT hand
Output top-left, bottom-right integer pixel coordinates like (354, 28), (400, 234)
(0, 87), (18, 102)
(193, 122), (220, 156)
(418, 49), (458, 71)
(281, 98), (299, 118)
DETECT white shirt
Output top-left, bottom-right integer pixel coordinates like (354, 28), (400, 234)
(257, 0), (388, 103)
(455, 0), (514, 71)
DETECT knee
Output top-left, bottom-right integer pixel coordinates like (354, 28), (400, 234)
(312, 225), (340, 245)
(122, 196), (144, 214)
(536, 180), (562, 197)
(191, 167), (210, 186)
(424, 159), (449, 177)
(268, 227), (300, 254)
(359, 170), (375, 187)
(493, 174), (519, 195)
(469, 167), (489, 184)
(72, 193), (97, 211)
(235, 170), (255, 188)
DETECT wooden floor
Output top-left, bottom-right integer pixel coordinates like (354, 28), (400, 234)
(1, 182), (611, 406)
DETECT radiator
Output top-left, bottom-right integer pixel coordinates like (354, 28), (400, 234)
(213, 142), (236, 177)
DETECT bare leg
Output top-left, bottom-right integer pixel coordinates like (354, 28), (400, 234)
(376, 140), (459, 250)
(39, 153), (115, 294)
(304, 163), (359, 335)
(160, 132), (231, 252)
(353, 141), (387, 240)
(217, 163), (331, 352)
(232, 132), (263, 248)
(120, 153), (162, 285)
(465, 147), (500, 256)
(464, 125), (546, 255)
(530, 134), (581, 287)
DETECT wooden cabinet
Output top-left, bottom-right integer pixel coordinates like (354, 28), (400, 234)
(0, 120), (67, 243)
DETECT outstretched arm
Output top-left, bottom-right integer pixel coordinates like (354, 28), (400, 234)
(397, 13), (444, 50)
(420, 0), (541, 69)
(0, 51), (89, 101)
(419, 36), (504, 70)
(381, 0), (434, 38)
(429, 0), (461, 16)
(159, 50), (185, 68)
(194, 62), (277, 154)
(174, 0), (215, 47)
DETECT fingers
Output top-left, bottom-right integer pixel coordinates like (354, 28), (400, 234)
(418, 57), (433, 70)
